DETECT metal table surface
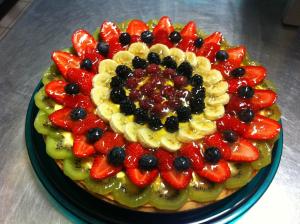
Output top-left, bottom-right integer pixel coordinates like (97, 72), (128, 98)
(0, 0), (299, 223)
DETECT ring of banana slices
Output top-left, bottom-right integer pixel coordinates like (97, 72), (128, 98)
(91, 43), (229, 152)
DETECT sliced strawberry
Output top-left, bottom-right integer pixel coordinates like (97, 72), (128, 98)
(204, 133), (232, 160)
(130, 35), (141, 43)
(51, 51), (80, 78)
(154, 149), (174, 171)
(48, 108), (74, 130)
(72, 113), (106, 135)
(153, 16), (174, 47)
(94, 131), (125, 154)
(72, 29), (97, 59)
(73, 135), (95, 158)
(126, 168), (158, 188)
(226, 94), (251, 113)
(64, 94), (94, 112)
(126, 20), (148, 36)
(90, 155), (122, 180)
(107, 41), (124, 59)
(45, 80), (67, 104)
(212, 60), (237, 78)
(66, 68), (95, 95)
(161, 170), (192, 190)
(180, 142), (204, 171)
(203, 31), (223, 45)
(250, 89), (277, 111)
(198, 160), (230, 183)
(100, 21), (121, 43)
(180, 21), (197, 39)
(124, 143), (145, 168)
(177, 37), (196, 52)
(226, 46), (246, 65)
(84, 51), (105, 73)
(243, 66), (267, 86)
(243, 115), (281, 140)
(217, 113), (248, 135)
(229, 138), (259, 162)
(227, 78), (249, 93)
(196, 42), (220, 62)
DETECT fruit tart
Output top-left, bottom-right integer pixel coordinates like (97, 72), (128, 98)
(34, 16), (281, 211)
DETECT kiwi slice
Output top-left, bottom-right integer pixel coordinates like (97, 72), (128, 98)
(225, 163), (253, 189)
(34, 110), (62, 139)
(189, 175), (224, 203)
(42, 64), (63, 85)
(149, 178), (188, 210)
(63, 157), (89, 181)
(251, 142), (272, 170)
(45, 136), (73, 160)
(83, 176), (116, 196)
(34, 87), (57, 114)
(112, 174), (151, 208)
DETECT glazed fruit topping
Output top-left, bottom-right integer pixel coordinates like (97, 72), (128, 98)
(138, 154), (158, 171)
(86, 127), (103, 143)
(107, 147), (126, 166)
(204, 147), (222, 164)
(64, 83), (80, 95)
(70, 107), (87, 120)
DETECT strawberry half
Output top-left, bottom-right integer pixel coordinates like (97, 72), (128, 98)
(51, 51), (80, 78)
(107, 41), (124, 59)
(243, 66), (267, 86)
(198, 160), (230, 183)
(66, 68), (95, 95)
(155, 149), (174, 171)
(126, 20), (148, 36)
(72, 29), (97, 59)
(203, 31), (223, 45)
(243, 115), (281, 140)
(83, 51), (105, 73)
(126, 168), (159, 188)
(204, 133), (232, 160)
(153, 16), (174, 48)
(124, 143), (145, 168)
(100, 21), (121, 43)
(90, 155), (122, 180)
(180, 142), (204, 171)
(73, 135), (95, 158)
(217, 113), (248, 135)
(196, 42), (220, 62)
(177, 21), (197, 52)
(226, 46), (246, 65)
(229, 138), (259, 162)
(48, 108), (74, 130)
(94, 131), (125, 154)
(160, 170), (192, 190)
(72, 113), (106, 135)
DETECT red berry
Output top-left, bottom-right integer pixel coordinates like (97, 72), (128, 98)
(146, 64), (160, 74)
(140, 83), (153, 96)
(168, 97), (181, 110)
(161, 86), (175, 98)
(133, 68), (146, 78)
(139, 98), (154, 110)
(151, 93), (164, 103)
(173, 75), (188, 88)
(163, 68), (176, 79)
(151, 104), (169, 117)
(126, 77), (139, 89)
(129, 89), (141, 101)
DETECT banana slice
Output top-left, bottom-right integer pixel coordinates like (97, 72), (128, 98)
(92, 72), (112, 88)
(190, 118), (216, 135)
(161, 133), (182, 152)
(110, 113), (132, 134)
(112, 51), (135, 67)
(169, 48), (186, 65)
(98, 59), (118, 76)
(91, 86), (110, 106)
(205, 93), (230, 106)
(204, 104), (225, 120)
(185, 52), (197, 67)
(206, 81), (228, 97)
(150, 44), (170, 59)
(124, 122), (141, 142)
(177, 123), (203, 143)
(137, 127), (161, 148)
(202, 69), (223, 85)
(128, 42), (150, 59)
(96, 101), (119, 122)
(195, 56), (211, 74)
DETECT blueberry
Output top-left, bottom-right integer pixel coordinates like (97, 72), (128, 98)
(190, 97), (205, 114)
(141, 31), (154, 44)
(174, 156), (191, 171)
(164, 116), (179, 133)
(176, 106), (192, 122)
(97, 42), (109, 56)
(110, 87), (126, 104)
(222, 130), (238, 143)
(107, 147), (126, 167)
(237, 86), (254, 99)
(64, 83), (80, 95)
(110, 76), (124, 88)
(120, 98), (136, 115)
(80, 58), (93, 71)
(177, 61), (193, 78)
(70, 108), (87, 120)
(204, 147), (221, 164)
(134, 108), (149, 124)
(162, 56), (177, 69)
(190, 74), (203, 87)
(138, 154), (158, 171)
(132, 56), (148, 69)
(147, 52), (161, 65)
(148, 115), (163, 131)
(238, 108), (254, 123)
(86, 128), (103, 143)
(169, 31), (181, 43)
(194, 37), (204, 48)
(119, 32), (131, 46)
(230, 67), (245, 77)
(216, 50), (229, 61)
(115, 65), (133, 79)
(191, 86), (205, 98)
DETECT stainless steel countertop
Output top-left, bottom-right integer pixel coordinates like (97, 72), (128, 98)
(0, 0), (299, 223)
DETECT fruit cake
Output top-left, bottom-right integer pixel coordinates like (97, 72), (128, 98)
(34, 16), (281, 211)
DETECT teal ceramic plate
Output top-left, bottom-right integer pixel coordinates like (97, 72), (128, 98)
(25, 82), (283, 224)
